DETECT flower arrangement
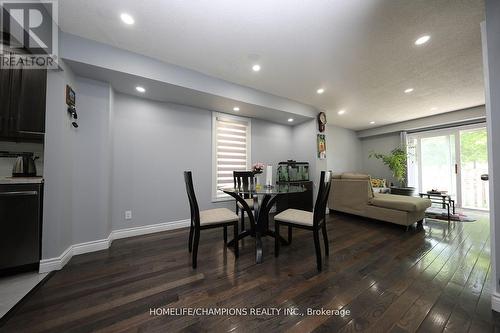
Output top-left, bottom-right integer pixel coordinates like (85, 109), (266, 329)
(252, 162), (265, 175)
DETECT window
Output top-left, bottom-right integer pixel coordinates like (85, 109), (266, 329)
(212, 113), (251, 201)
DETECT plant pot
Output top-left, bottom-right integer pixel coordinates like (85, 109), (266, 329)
(390, 186), (416, 196)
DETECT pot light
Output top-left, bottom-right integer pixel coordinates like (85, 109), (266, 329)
(415, 35), (430, 45)
(135, 86), (146, 93)
(337, 110), (346, 115)
(404, 88), (414, 94)
(369, 121), (375, 125)
(233, 106), (240, 112)
(316, 88), (325, 94)
(120, 13), (135, 25)
(252, 64), (261, 72)
(288, 118), (294, 122)
(430, 107), (438, 111)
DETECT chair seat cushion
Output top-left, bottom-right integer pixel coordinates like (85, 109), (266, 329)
(274, 209), (313, 226)
(237, 198), (254, 209)
(200, 208), (238, 226)
(370, 193), (432, 212)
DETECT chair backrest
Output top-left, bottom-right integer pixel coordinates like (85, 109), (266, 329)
(233, 171), (255, 198)
(313, 171), (332, 227)
(184, 171), (200, 227)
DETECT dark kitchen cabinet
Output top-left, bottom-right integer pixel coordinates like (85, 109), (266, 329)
(0, 69), (11, 136)
(12, 67), (47, 140)
(0, 55), (46, 143)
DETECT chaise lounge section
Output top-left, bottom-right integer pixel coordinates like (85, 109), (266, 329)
(329, 173), (432, 229)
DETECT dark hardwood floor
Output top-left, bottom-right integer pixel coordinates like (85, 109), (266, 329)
(1, 212), (499, 333)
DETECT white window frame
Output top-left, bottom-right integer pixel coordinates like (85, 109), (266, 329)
(212, 112), (252, 202)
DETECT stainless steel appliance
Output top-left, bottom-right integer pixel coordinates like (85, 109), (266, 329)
(12, 153), (38, 177)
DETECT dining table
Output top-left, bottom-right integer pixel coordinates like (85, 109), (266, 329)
(221, 184), (306, 263)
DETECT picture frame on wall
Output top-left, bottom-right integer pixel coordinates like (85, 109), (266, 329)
(317, 134), (326, 159)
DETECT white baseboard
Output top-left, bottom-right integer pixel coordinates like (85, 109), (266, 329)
(39, 219), (190, 274)
(39, 245), (73, 273)
(111, 219), (189, 240)
(492, 292), (500, 313)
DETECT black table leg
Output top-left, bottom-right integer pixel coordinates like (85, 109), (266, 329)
(254, 194), (279, 264)
(222, 190), (279, 264)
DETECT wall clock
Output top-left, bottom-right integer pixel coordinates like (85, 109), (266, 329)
(318, 112), (327, 132)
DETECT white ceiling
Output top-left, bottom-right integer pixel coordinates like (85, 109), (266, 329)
(58, 0), (485, 130)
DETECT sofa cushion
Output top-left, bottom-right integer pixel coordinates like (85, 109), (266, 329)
(370, 193), (431, 213)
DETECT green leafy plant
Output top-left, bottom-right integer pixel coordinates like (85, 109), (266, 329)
(369, 147), (409, 187)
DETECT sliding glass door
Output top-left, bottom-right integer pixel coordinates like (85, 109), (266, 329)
(459, 128), (489, 210)
(420, 133), (457, 200)
(407, 125), (489, 210)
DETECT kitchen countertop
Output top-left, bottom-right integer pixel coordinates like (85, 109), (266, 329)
(0, 177), (44, 184)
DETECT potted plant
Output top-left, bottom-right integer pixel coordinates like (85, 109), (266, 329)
(369, 147), (415, 196)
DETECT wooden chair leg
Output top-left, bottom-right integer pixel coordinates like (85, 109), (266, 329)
(313, 229), (322, 271)
(234, 222), (239, 258)
(288, 226), (292, 244)
(223, 226), (228, 245)
(322, 223), (329, 256)
(192, 229), (200, 269)
(275, 222), (280, 257)
(188, 225), (194, 253)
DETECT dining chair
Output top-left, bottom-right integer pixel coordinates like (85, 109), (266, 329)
(184, 171), (239, 268)
(274, 171), (332, 271)
(233, 171), (255, 234)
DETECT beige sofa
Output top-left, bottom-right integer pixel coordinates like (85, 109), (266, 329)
(329, 173), (431, 228)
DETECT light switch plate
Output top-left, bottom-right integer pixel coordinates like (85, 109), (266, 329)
(125, 210), (132, 220)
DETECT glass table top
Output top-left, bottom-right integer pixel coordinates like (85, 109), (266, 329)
(220, 184), (306, 195)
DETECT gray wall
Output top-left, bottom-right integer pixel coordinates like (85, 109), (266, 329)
(42, 61), (77, 259)
(110, 93), (295, 229)
(484, 0), (500, 306)
(292, 120), (318, 182)
(71, 77), (113, 244)
(326, 124), (362, 174)
(360, 133), (401, 184)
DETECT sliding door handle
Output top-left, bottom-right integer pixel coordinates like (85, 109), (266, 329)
(455, 164), (458, 174)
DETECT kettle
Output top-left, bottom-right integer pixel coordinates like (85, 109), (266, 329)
(12, 154), (38, 177)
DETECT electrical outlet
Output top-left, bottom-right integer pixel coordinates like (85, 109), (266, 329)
(125, 210), (132, 220)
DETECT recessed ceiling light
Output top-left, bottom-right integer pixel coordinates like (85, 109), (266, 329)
(337, 110), (346, 115)
(404, 88), (414, 94)
(135, 86), (146, 93)
(288, 118), (294, 122)
(370, 121), (376, 125)
(233, 106), (240, 111)
(430, 107), (438, 111)
(415, 35), (431, 45)
(316, 88), (325, 94)
(120, 13), (135, 25)
(252, 64), (261, 72)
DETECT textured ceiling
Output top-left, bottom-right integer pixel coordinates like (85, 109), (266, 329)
(58, 0), (485, 130)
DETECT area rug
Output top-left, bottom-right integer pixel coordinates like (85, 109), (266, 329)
(425, 208), (477, 222)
